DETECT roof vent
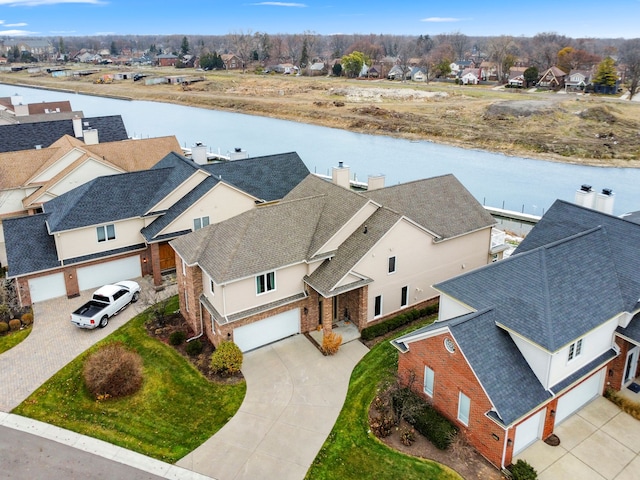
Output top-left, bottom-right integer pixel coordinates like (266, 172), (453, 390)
(580, 184), (592, 192)
(601, 188), (613, 196)
(338, 161), (344, 168)
(234, 147), (241, 152)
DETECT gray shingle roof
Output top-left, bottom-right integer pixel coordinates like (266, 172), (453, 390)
(0, 115), (128, 153)
(435, 227), (626, 351)
(362, 174), (495, 240)
(5, 213), (60, 276)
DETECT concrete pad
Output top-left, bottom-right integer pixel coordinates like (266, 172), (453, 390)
(256, 421), (328, 466)
(515, 439), (567, 473)
(554, 414), (597, 450)
(600, 412), (640, 453)
(211, 411), (274, 451)
(278, 404), (342, 435)
(577, 397), (620, 428)
(71, 434), (120, 459)
(614, 454), (640, 480)
(234, 450), (309, 480)
(177, 441), (252, 480)
(538, 453), (606, 480)
(571, 429), (634, 479)
(112, 447), (174, 477)
(290, 382), (349, 407)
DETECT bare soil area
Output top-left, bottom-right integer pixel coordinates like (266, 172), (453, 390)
(2, 66), (639, 167)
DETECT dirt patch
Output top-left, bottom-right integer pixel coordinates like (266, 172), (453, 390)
(145, 313), (243, 385)
(484, 100), (558, 118)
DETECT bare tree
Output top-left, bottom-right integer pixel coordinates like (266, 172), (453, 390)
(449, 31), (469, 61)
(531, 32), (569, 69)
(620, 38), (640, 100)
(330, 34), (349, 59)
(228, 30), (255, 73)
(487, 35), (518, 83)
(286, 34), (303, 64)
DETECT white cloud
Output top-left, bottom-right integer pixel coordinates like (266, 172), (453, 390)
(0, 29), (37, 34)
(420, 17), (464, 23)
(6, 22), (28, 26)
(0, 0), (103, 6)
(250, 2), (307, 7)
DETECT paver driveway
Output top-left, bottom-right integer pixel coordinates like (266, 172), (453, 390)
(0, 278), (176, 412)
(177, 334), (369, 480)
(515, 396), (640, 480)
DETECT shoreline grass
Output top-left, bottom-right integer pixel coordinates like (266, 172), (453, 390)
(0, 326), (32, 354)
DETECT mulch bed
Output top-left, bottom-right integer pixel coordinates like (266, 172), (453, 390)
(144, 313), (243, 385)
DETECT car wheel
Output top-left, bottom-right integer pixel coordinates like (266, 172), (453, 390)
(132, 291), (140, 303)
(99, 316), (109, 328)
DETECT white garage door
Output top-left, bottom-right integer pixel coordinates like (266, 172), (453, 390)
(77, 256), (142, 292)
(233, 308), (300, 352)
(555, 369), (604, 425)
(513, 410), (545, 455)
(28, 273), (67, 303)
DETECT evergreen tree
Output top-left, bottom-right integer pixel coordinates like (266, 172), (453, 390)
(180, 36), (190, 56)
(594, 57), (618, 87)
(300, 38), (309, 67)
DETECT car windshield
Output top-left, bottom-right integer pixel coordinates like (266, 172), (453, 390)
(92, 294), (110, 304)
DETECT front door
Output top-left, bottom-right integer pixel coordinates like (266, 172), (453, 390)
(158, 243), (176, 272)
(624, 347), (639, 384)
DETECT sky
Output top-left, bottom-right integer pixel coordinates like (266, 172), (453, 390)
(0, 0), (638, 39)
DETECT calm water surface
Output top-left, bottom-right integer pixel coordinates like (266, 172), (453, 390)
(3, 84), (638, 217)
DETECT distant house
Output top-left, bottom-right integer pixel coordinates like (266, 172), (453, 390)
(409, 67), (426, 82)
(221, 54), (242, 70)
(367, 65), (382, 78)
(537, 66), (567, 89)
(387, 65), (404, 80)
(565, 70), (592, 92)
(507, 75), (525, 88)
(157, 54), (179, 67)
(460, 69), (480, 85)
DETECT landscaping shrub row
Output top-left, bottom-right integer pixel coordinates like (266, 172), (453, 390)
(411, 403), (459, 450)
(360, 304), (438, 341)
(0, 312), (33, 334)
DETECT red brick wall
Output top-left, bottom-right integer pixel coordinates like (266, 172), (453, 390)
(176, 257), (202, 334)
(398, 333), (508, 468)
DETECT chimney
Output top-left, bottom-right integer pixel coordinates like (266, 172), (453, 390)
(83, 128), (99, 145)
(72, 116), (83, 137)
(191, 142), (208, 165)
(367, 174), (385, 191)
(10, 94), (23, 106)
(332, 162), (350, 189)
(574, 184), (595, 209)
(228, 147), (249, 161)
(594, 188), (615, 215)
(14, 104), (28, 117)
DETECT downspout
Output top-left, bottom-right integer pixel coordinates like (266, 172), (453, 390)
(186, 299), (204, 342)
(501, 426), (510, 470)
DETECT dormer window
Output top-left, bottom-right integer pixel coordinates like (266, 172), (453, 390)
(568, 339), (583, 361)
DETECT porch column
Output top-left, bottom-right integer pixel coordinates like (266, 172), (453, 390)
(150, 243), (162, 286)
(321, 297), (333, 336)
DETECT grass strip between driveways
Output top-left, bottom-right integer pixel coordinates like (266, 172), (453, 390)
(305, 316), (462, 480)
(0, 326), (31, 354)
(12, 296), (246, 463)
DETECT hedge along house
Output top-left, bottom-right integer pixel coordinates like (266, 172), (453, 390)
(170, 167), (503, 352)
(392, 199), (640, 470)
(4, 152), (310, 306)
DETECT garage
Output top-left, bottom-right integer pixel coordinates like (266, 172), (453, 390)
(513, 410), (545, 455)
(77, 256), (142, 292)
(555, 369), (605, 425)
(233, 308), (300, 352)
(28, 273), (67, 303)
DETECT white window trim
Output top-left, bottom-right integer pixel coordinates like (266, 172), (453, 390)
(424, 366), (434, 397)
(256, 271), (276, 295)
(193, 216), (210, 231)
(374, 294), (383, 318)
(96, 224), (116, 243)
(388, 256), (396, 274)
(568, 338), (583, 362)
(458, 391), (470, 426)
(401, 285), (409, 308)
(210, 278), (215, 295)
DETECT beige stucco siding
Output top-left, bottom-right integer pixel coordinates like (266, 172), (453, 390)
(214, 263), (307, 317)
(151, 170), (209, 212)
(158, 183), (256, 237)
(30, 149), (84, 184)
(0, 188), (33, 217)
(55, 218), (146, 260)
(355, 220), (491, 322)
(318, 202), (378, 255)
(48, 159), (122, 197)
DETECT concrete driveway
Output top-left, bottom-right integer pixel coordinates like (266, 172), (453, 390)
(515, 396), (640, 480)
(0, 278), (176, 412)
(177, 334), (369, 480)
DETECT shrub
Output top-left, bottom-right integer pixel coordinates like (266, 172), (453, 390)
(0, 321), (8, 334)
(169, 331), (186, 345)
(360, 304), (439, 341)
(411, 403), (458, 450)
(185, 339), (203, 356)
(509, 459), (537, 480)
(370, 413), (395, 438)
(21, 312), (33, 326)
(321, 332), (342, 355)
(400, 426), (416, 446)
(83, 342), (143, 399)
(210, 341), (243, 376)
(8, 319), (21, 331)
(0, 304), (10, 321)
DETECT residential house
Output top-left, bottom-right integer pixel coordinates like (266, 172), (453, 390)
(5, 152), (310, 306)
(409, 67), (426, 82)
(0, 95), (75, 125)
(221, 54), (242, 70)
(537, 66), (567, 89)
(565, 70), (592, 92)
(157, 54), (179, 67)
(0, 115), (128, 153)
(367, 65), (382, 78)
(460, 69), (480, 85)
(308, 62), (326, 76)
(508, 75), (525, 88)
(479, 61), (498, 81)
(392, 198), (640, 470)
(170, 168), (501, 352)
(387, 65), (405, 80)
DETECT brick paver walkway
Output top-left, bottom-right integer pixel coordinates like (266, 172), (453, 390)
(0, 278), (176, 412)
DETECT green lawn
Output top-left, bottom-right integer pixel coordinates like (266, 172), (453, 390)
(305, 318), (462, 480)
(0, 326), (31, 354)
(13, 296), (246, 463)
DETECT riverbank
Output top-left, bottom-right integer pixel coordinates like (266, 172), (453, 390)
(1, 67), (639, 167)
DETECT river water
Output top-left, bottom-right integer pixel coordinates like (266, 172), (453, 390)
(2, 84), (638, 218)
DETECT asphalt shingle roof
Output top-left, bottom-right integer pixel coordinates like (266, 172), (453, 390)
(0, 115), (128, 153)
(5, 213), (60, 276)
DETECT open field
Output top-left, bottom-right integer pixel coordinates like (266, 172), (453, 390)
(2, 66), (639, 167)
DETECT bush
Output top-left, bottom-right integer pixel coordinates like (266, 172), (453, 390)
(210, 341), (243, 376)
(0, 321), (8, 334)
(360, 304), (438, 341)
(8, 319), (21, 331)
(21, 312), (33, 326)
(0, 304), (10, 321)
(321, 332), (342, 355)
(169, 331), (186, 345)
(411, 403), (458, 450)
(509, 459), (537, 480)
(83, 342), (143, 399)
(185, 339), (203, 356)
(370, 413), (395, 438)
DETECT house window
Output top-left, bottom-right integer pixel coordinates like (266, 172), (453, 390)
(96, 224), (115, 242)
(374, 295), (382, 317)
(424, 366), (434, 397)
(401, 286), (408, 308)
(388, 256), (396, 274)
(210, 279), (215, 295)
(568, 339), (583, 361)
(193, 216), (210, 230)
(458, 392), (470, 426)
(256, 271), (275, 294)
